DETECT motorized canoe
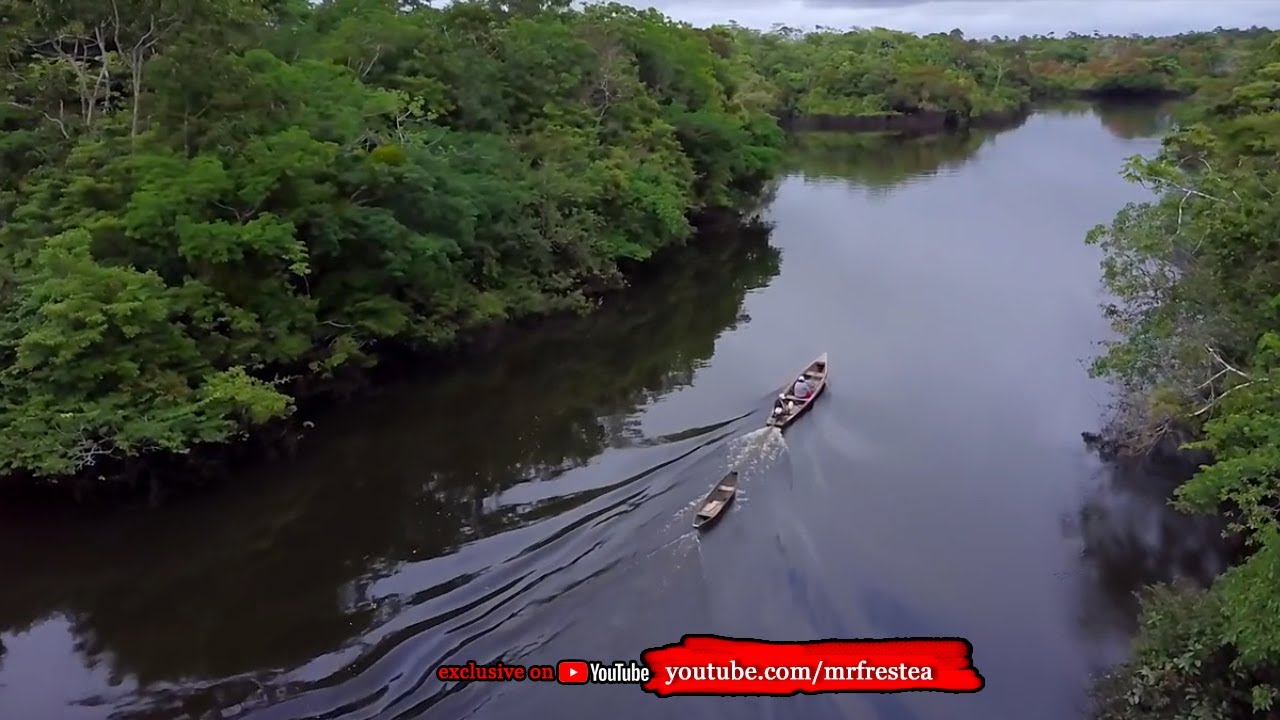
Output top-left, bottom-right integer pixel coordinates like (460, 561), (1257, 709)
(693, 471), (739, 529)
(766, 352), (828, 430)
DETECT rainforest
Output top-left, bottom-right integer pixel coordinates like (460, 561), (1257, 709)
(0, 0), (1270, 496)
(2, 3), (1280, 719)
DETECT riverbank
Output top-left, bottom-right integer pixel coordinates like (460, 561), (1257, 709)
(0, 98), (1158, 508)
(778, 106), (1029, 134)
(0, 209), (776, 509)
(777, 87), (1189, 136)
(0, 2), (789, 505)
(729, 25), (1260, 146)
(1078, 35), (1280, 719)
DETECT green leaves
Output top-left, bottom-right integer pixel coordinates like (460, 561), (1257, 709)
(727, 28), (1266, 124)
(1216, 533), (1280, 666)
(0, 0), (783, 488)
(1086, 29), (1280, 720)
(0, 230), (294, 476)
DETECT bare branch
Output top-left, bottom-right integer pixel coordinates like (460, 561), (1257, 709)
(4, 101), (70, 138)
(60, 426), (118, 470)
(360, 47), (383, 78)
(1192, 381), (1257, 417)
(212, 201), (249, 222)
(1196, 367), (1230, 390)
(1205, 345), (1249, 379)
(89, 26), (110, 126)
(1160, 178), (1227, 203)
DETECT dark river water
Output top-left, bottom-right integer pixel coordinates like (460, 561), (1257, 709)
(0, 101), (1232, 720)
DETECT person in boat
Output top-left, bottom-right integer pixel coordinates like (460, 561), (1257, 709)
(792, 375), (815, 399)
(773, 393), (796, 418)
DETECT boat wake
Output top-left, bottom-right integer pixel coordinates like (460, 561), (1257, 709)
(670, 424), (784, 529)
(666, 494), (715, 534)
(726, 427), (788, 478)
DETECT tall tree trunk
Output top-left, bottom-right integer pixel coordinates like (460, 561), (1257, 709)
(131, 49), (144, 138)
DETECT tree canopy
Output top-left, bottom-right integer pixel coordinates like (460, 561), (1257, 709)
(1083, 33), (1280, 719)
(0, 0), (783, 492)
(1, 0), (1277, 507)
(723, 26), (1274, 120)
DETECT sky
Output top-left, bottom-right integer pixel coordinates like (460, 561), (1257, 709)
(623, 0), (1280, 37)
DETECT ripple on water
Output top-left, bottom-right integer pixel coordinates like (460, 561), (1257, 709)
(726, 427), (788, 478)
(187, 418), (764, 720)
(671, 426), (787, 530)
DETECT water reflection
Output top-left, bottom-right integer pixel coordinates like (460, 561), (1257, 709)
(1034, 98), (1177, 140)
(783, 100), (1175, 189)
(0, 222), (781, 713)
(1065, 455), (1230, 646)
(1093, 99), (1177, 139)
(783, 128), (1011, 186)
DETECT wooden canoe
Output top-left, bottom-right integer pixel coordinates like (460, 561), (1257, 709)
(766, 352), (828, 430)
(693, 471), (739, 529)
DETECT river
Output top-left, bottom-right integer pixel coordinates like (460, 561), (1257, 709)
(0, 100), (1232, 720)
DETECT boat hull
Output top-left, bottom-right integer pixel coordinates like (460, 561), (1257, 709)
(693, 472), (739, 529)
(766, 353), (829, 429)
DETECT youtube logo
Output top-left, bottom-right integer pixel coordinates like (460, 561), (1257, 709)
(558, 659), (589, 684)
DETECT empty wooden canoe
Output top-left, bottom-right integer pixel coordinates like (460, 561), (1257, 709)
(693, 471), (739, 529)
(766, 352), (828, 430)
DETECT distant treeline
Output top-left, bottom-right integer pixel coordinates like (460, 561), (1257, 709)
(725, 26), (1277, 123)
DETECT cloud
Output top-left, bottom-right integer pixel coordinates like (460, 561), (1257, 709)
(621, 0), (1280, 37)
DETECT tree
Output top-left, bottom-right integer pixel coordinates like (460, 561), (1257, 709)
(1085, 34), (1280, 720)
(0, 0), (784, 497)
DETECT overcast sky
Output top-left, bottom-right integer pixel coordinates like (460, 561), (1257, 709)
(624, 0), (1280, 37)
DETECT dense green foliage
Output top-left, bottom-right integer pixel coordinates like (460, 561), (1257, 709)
(0, 224), (782, 695)
(0, 0), (782, 488)
(0, 0), (1274, 503)
(731, 26), (1032, 118)
(724, 26), (1273, 120)
(1085, 32), (1280, 719)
